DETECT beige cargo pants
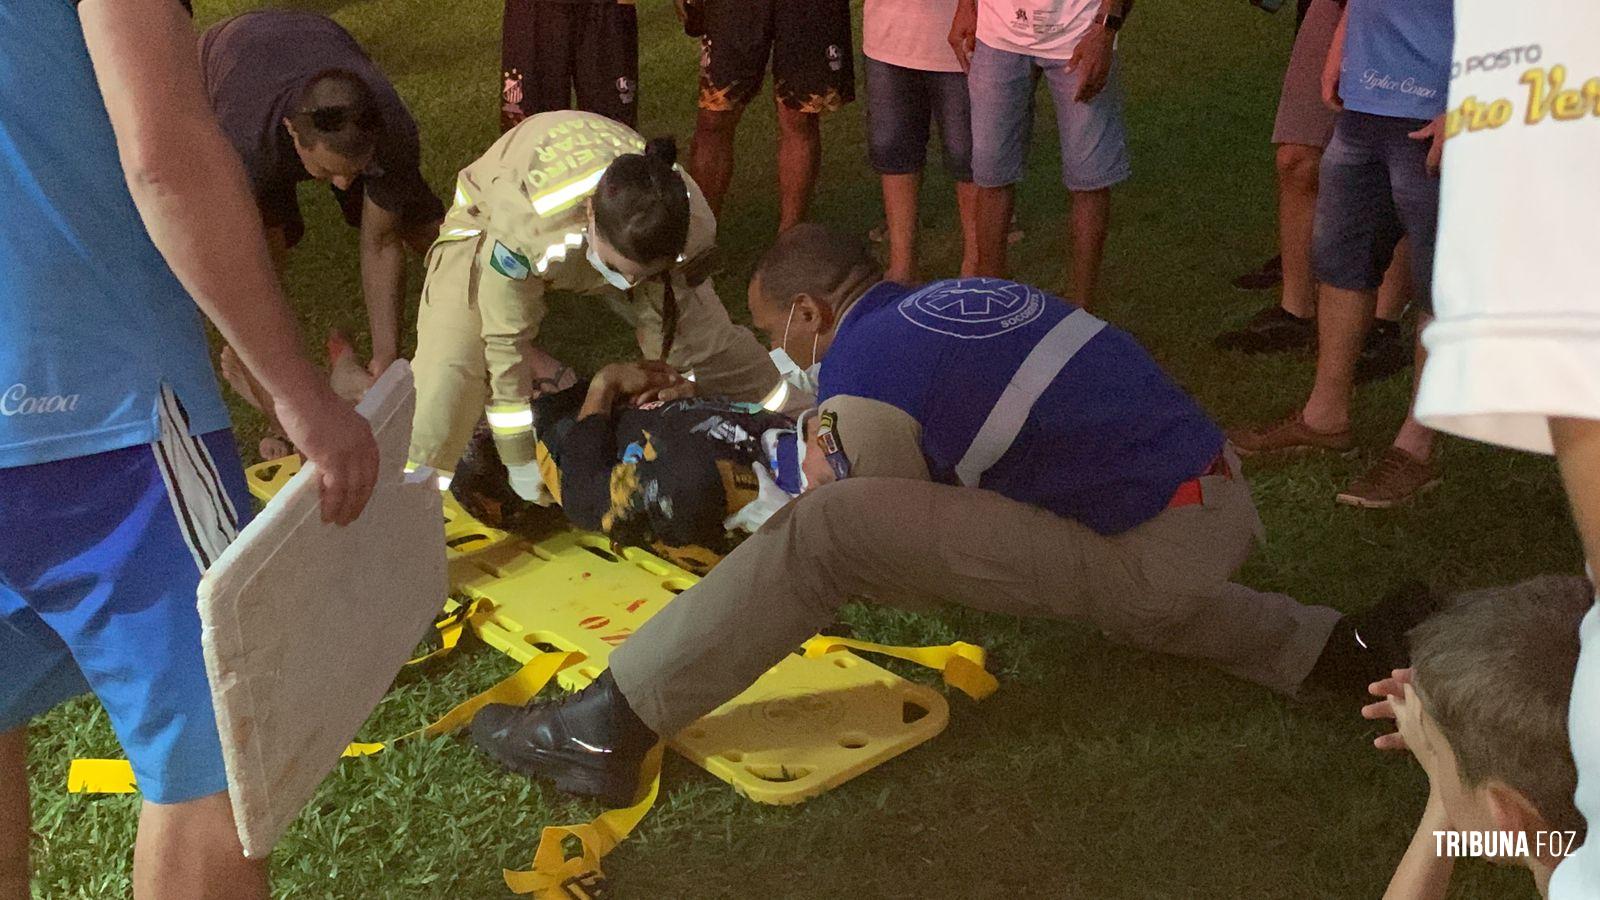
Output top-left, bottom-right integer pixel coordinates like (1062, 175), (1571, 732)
(609, 459), (1342, 736)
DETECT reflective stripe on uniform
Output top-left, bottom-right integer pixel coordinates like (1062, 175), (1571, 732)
(760, 380), (790, 412)
(533, 232), (585, 274)
(405, 460), (455, 492)
(486, 405), (535, 434)
(531, 169), (605, 217)
(953, 310), (1107, 488)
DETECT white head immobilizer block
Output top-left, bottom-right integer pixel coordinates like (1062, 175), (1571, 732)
(198, 361), (447, 858)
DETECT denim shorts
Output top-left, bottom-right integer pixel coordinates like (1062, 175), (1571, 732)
(865, 57), (973, 182)
(967, 40), (1131, 191)
(1311, 111), (1439, 313)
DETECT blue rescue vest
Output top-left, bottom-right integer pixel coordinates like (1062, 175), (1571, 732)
(818, 278), (1225, 535)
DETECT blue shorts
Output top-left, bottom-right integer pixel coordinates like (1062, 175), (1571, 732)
(865, 58), (973, 182)
(0, 424), (251, 805)
(1311, 110), (1439, 313)
(967, 40), (1131, 191)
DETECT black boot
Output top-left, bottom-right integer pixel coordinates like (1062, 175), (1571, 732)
(1304, 581), (1440, 693)
(470, 670), (658, 807)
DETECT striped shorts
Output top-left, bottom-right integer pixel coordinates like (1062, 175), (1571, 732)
(0, 389), (252, 803)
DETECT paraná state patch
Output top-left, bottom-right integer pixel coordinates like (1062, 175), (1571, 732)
(490, 241), (532, 281)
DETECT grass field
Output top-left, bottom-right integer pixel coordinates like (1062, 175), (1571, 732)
(24, 1), (1585, 897)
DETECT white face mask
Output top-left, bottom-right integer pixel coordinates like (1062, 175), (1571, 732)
(770, 302), (822, 398)
(586, 239), (637, 291)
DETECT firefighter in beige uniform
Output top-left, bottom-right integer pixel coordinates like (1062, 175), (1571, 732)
(408, 111), (786, 495)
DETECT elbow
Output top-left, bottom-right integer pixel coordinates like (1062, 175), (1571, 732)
(122, 151), (185, 201)
(122, 139), (212, 203)
(120, 117), (238, 203)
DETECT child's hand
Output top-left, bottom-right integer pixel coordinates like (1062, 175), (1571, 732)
(1362, 668), (1415, 751)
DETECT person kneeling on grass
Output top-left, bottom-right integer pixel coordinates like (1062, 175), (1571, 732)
(449, 361), (808, 574)
(1366, 575), (1592, 899)
(464, 224), (1440, 807)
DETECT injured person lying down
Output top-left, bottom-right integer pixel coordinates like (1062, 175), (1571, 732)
(449, 361), (807, 573)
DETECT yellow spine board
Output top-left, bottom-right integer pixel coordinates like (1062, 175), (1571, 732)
(226, 455), (998, 894)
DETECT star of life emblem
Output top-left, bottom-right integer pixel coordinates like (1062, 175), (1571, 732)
(896, 278), (1047, 339)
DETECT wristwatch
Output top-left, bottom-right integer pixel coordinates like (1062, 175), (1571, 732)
(1093, 11), (1125, 31)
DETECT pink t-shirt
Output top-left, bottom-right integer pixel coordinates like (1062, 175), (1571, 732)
(864, 0), (964, 73)
(976, 0), (1099, 60)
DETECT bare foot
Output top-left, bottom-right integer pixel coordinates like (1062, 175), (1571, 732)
(258, 436), (293, 461)
(325, 330), (376, 404)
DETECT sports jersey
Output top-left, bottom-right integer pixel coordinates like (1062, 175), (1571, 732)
(0, 0), (229, 469)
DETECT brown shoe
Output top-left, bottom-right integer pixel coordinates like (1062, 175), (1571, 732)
(1336, 447), (1441, 509)
(1227, 413), (1355, 456)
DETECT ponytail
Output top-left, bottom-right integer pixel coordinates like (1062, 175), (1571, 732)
(593, 136), (692, 268)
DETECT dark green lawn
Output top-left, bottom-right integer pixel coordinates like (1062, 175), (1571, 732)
(25, 1), (1579, 897)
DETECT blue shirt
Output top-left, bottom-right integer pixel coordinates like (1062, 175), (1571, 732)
(820, 279), (1225, 536)
(1339, 0), (1453, 121)
(0, 0), (231, 468)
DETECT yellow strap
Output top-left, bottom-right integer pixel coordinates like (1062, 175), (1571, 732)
(502, 636), (992, 895)
(67, 648), (585, 795)
(800, 636), (999, 701)
(67, 749), (386, 792)
(67, 759), (136, 793)
(503, 743), (665, 897)
(404, 600), (490, 668)
(393, 649), (586, 744)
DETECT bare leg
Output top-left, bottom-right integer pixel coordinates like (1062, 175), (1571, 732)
(1274, 143), (1321, 319)
(1389, 313), (1436, 460)
(955, 180), (980, 277)
(1069, 188), (1111, 310)
(774, 104), (821, 233)
(881, 172), (921, 283)
(0, 729), (28, 900)
(975, 184), (1014, 278)
(689, 107), (744, 220)
(218, 345), (291, 459)
(1300, 285), (1377, 434)
(1375, 237), (1411, 322)
(133, 793), (267, 900)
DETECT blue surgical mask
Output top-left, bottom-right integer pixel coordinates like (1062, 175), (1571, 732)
(586, 240), (637, 291)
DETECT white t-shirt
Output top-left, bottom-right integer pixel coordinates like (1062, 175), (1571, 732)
(864, 0), (964, 73)
(1415, 5), (1600, 897)
(1415, 3), (1600, 454)
(976, 0), (1099, 61)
